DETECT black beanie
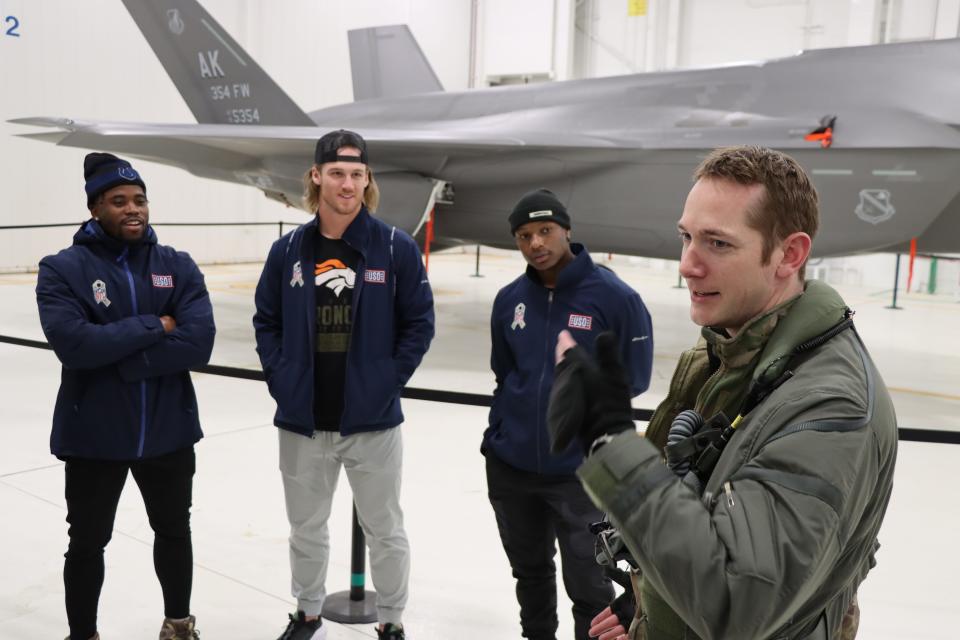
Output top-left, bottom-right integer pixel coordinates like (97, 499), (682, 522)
(315, 129), (369, 165)
(508, 188), (571, 234)
(84, 152), (146, 209)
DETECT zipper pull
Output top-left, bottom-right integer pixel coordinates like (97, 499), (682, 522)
(723, 481), (735, 508)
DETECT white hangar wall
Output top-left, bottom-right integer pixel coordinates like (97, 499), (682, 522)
(570, 0), (960, 77)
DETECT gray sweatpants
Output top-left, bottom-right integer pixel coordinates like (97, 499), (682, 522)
(278, 427), (409, 624)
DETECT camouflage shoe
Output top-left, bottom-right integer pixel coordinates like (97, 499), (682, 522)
(838, 595), (860, 640)
(158, 615), (199, 640)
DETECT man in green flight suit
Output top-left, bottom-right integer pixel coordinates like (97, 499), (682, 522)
(547, 145), (897, 640)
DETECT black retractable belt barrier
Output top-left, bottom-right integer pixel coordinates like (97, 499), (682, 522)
(0, 334), (956, 444)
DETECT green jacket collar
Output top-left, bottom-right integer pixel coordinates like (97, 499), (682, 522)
(699, 280), (847, 385)
(754, 280), (849, 388)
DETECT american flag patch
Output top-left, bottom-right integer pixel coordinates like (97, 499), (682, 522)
(364, 269), (386, 284)
(151, 274), (174, 288)
(567, 314), (593, 330)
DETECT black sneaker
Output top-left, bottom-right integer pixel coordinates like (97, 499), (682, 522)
(377, 623), (405, 640)
(277, 611), (327, 640)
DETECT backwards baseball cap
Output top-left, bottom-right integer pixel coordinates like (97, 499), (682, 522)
(315, 129), (369, 165)
(84, 152), (146, 209)
(508, 188), (571, 234)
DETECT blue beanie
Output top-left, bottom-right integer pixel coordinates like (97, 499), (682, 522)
(84, 152), (146, 209)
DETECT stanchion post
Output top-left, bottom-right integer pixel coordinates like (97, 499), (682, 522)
(349, 508), (367, 601)
(470, 244), (484, 278)
(886, 253), (903, 310)
(278, 221), (284, 239)
(321, 505), (377, 623)
(423, 209), (434, 272)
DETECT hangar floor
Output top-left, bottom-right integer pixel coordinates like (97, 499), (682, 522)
(1, 248), (958, 639)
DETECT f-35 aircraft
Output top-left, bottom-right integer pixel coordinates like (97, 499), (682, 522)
(11, 0), (960, 258)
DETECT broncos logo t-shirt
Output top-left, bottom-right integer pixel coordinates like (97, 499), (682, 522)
(313, 234), (359, 430)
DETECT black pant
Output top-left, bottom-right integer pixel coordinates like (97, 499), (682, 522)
(63, 447), (195, 640)
(486, 453), (613, 640)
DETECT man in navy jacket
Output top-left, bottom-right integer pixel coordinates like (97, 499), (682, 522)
(482, 188), (653, 640)
(253, 130), (434, 640)
(36, 153), (215, 640)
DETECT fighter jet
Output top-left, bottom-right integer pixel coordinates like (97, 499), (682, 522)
(10, 0), (960, 258)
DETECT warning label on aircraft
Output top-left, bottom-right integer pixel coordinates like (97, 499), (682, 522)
(855, 189), (895, 225)
(628, 0), (647, 17)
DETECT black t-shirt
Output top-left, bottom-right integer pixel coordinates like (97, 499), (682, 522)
(313, 234), (360, 430)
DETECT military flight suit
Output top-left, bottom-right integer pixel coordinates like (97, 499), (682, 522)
(580, 281), (897, 640)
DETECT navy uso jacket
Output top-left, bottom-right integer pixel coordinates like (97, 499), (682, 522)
(483, 244), (653, 475)
(253, 208), (434, 436)
(36, 221), (215, 461)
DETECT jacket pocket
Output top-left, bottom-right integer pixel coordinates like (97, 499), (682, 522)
(269, 357), (313, 426)
(265, 356), (290, 404)
(64, 372), (87, 414)
(347, 357), (399, 426)
(73, 369), (140, 456)
(373, 357), (400, 409)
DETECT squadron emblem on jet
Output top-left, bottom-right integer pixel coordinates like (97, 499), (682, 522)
(855, 189), (895, 225)
(167, 9), (185, 35)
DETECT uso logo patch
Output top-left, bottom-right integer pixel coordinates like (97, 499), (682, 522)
(151, 274), (174, 288)
(364, 269), (386, 284)
(567, 313), (593, 330)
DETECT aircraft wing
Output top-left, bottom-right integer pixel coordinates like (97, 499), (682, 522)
(8, 114), (657, 190)
(10, 116), (612, 233)
(12, 105), (960, 256)
(9, 115), (661, 153)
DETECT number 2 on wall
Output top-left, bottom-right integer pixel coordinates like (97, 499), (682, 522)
(5, 15), (20, 37)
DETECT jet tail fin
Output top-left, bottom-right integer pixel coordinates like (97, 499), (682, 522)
(348, 25), (444, 101)
(120, 0), (314, 126)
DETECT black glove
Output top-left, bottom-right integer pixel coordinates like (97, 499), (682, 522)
(609, 588), (637, 628)
(547, 331), (634, 455)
